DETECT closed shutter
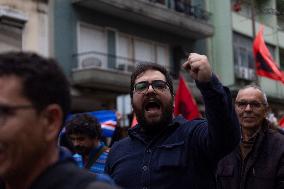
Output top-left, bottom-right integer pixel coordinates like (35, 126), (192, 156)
(78, 23), (107, 69)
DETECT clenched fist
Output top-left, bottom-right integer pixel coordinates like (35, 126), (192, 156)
(182, 53), (212, 82)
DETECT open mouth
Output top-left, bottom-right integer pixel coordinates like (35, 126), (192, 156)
(144, 100), (161, 112)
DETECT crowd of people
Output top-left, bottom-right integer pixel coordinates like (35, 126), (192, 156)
(0, 51), (283, 189)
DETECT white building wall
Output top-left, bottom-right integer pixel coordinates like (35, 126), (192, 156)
(0, 0), (50, 56)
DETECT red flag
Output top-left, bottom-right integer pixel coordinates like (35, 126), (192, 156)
(279, 116), (284, 128)
(131, 113), (138, 128)
(253, 26), (284, 83)
(174, 75), (200, 120)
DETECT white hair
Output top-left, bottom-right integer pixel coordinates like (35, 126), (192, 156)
(238, 84), (268, 106)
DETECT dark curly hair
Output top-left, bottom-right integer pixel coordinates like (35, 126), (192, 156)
(130, 63), (174, 98)
(65, 113), (102, 139)
(0, 51), (71, 123)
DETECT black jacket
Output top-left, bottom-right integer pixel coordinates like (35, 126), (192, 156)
(217, 121), (284, 189)
(0, 148), (115, 189)
(106, 75), (241, 189)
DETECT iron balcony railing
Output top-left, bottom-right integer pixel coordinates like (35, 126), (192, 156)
(148, 0), (212, 22)
(72, 51), (170, 73)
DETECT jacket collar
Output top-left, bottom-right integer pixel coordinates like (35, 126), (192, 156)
(128, 116), (186, 144)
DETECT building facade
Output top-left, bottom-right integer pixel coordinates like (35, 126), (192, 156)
(51, 0), (213, 125)
(2, 0), (282, 125)
(0, 0), (49, 55)
(209, 0), (284, 118)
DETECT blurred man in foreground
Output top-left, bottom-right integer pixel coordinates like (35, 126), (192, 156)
(0, 52), (114, 189)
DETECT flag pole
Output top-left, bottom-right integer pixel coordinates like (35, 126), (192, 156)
(251, 0), (259, 84)
(251, 0), (256, 38)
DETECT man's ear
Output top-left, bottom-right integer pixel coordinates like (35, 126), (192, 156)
(265, 105), (271, 117)
(41, 104), (63, 142)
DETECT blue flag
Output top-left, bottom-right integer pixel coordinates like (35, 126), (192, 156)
(88, 110), (117, 137)
(65, 110), (117, 137)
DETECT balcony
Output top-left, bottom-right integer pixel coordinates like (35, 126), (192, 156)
(72, 0), (213, 39)
(72, 51), (162, 93)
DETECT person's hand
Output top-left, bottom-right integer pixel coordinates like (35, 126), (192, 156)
(182, 53), (212, 82)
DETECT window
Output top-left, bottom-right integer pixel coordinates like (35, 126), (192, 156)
(77, 23), (169, 72)
(233, 32), (255, 81)
(117, 34), (134, 72)
(0, 6), (27, 52)
(277, 0), (284, 30)
(134, 39), (155, 63)
(117, 33), (169, 72)
(156, 44), (169, 68)
(77, 23), (107, 69)
(0, 25), (21, 52)
(280, 48), (284, 70)
(233, 32), (276, 81)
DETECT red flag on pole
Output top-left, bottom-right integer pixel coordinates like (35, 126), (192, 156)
(174, 75), (200, 120)
(279, 116), (284, 128)
(253, 26), (284, 83)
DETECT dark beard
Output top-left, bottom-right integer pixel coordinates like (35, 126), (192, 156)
(134, 100), (174, 135)
(73, 146), (90, 156)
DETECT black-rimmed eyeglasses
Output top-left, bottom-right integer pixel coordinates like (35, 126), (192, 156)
(235, 101), (266, 110)
(134, 80), (169, 94)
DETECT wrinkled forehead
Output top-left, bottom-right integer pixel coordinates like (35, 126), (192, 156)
(236, 87), (265, 102)
(135, 70), (166, 83)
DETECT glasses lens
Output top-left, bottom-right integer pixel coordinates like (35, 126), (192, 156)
(134, 81), (149, 93)
(0, 106), (11, 125)
(0, 105), (11, 115)
(236, 101), (263, 109)
(236, 101), (246, 109)
(134, 80), (168, 94)
(250, 102), (262, 108)
(152, 80), (168, 91)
